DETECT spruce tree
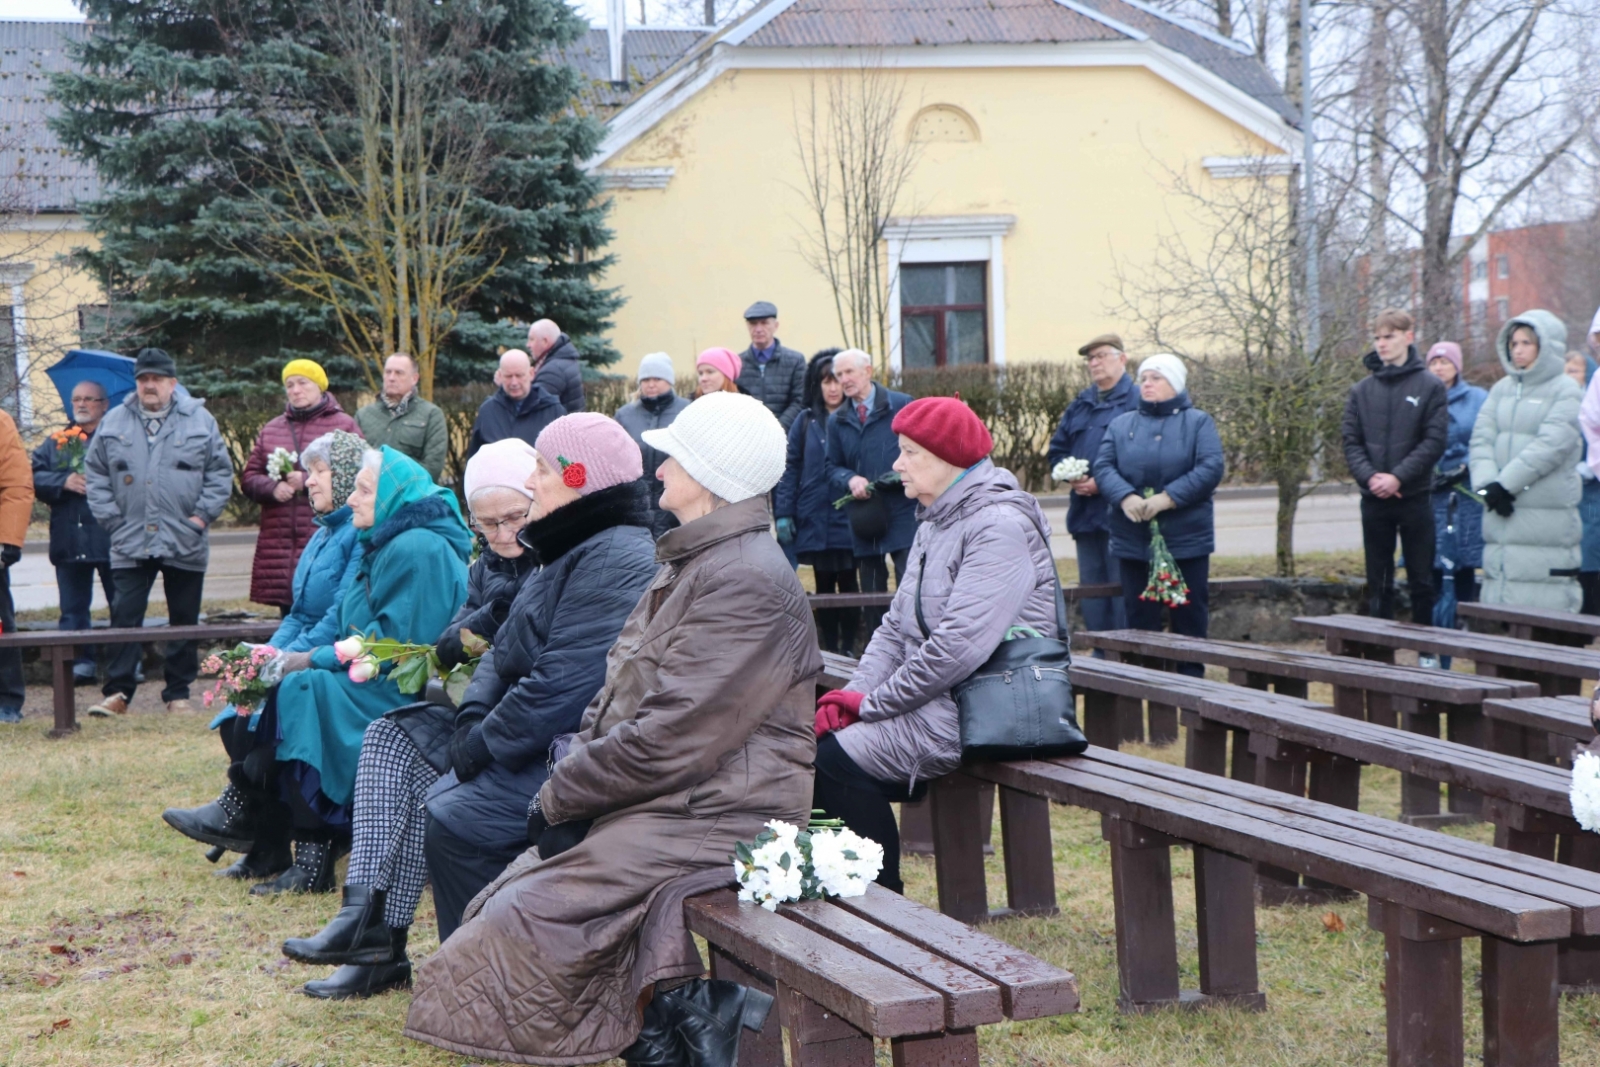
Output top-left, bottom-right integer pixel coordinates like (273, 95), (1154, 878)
(51, 0), (619, 398)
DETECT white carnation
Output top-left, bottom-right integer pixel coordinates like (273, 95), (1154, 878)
(1573, 751), (1600, 833)
(808, 827), (884, 898)
(1052, 457), (1090, 483)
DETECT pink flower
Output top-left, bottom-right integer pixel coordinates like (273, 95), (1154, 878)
(334, 636), (366, 664)
(347, 655), (379, 683)
(203, 692), (214, 708)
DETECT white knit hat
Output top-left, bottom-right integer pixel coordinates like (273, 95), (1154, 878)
(1138, 353), (1188, 394)
(641, 391), (786, 503)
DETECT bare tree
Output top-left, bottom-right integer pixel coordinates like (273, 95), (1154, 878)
(791, 62), (922, 367)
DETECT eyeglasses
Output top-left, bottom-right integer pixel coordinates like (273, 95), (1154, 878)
(469, 514), (528, 536)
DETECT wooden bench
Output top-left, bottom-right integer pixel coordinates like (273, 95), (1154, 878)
(1075, 629), (1540, 824)
(1295, 613), (1600, 697)
(1458, 601), (1600, 647)
(1480, 693), (1591, 764)
(0, 621), (281, 738)
(684, 883), (1078, 1066)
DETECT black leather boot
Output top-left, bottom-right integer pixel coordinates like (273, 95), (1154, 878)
(250, 838), (340, 896)
(215, 839), (293, 881)
(162, 784), (257, 852)
(659, 979), (774, 1067)
(301, 927), (411, 1000)
(620, 994), (688, 1067)
(283, 885), (395, 965)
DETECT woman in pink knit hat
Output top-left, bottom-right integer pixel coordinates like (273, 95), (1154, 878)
(694, 347), (743, 398)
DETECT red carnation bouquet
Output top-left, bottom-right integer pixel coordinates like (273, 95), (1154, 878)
(1139, 489), (1190, 607)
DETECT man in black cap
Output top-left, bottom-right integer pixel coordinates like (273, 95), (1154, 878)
(84, 348), (233, 717)
(736, 300), (807, 430)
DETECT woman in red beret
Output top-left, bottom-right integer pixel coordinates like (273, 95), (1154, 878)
(810, 397), (1060, 891)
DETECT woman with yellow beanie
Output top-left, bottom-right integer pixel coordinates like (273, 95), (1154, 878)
(242, 360), (361, 610)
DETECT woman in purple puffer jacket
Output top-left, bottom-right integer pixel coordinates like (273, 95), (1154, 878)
(242, 360), (360, 609)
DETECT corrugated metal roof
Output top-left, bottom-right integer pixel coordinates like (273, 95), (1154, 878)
(555, 28), (712, 116)
(0, 20), (100, 212)
(742, 0), (1122, 47)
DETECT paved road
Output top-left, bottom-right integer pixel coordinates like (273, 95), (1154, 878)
(7, 486), (1366, 613)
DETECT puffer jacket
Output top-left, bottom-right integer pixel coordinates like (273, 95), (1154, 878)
(33, 426), (110, 565)
(241, 393), (361, 606)
(1093, 392), (1226, 561)
(1469, 309), (1584, 609)
(1432, 379), (1488, 571)
(435, 543), (537, 669)
(835, 461), (1058, 787)
(1046, 373), (1139, 536)
(405, 496), (821, 1065)
(614, 391), (691, 535)
(466, 385), (565, 460)
(0, 412), (32, 550)
(267, 505), (362, 653)
(533, 335), (586, 414)
(1342, 347), (1449, 499)
(85, 391), (233, 571)
(827, 386), (919, 556)
(775, 406), (854, 555)
(736, 341), (807, 429)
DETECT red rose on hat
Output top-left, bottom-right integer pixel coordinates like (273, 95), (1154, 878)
(557, 456), (588, 489)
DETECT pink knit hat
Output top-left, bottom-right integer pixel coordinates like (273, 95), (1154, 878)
(534, 413), (643, 496)
(696, 346), (743, 384)
(463, 438), (538, 501)
(1426, 341), (1463, 374)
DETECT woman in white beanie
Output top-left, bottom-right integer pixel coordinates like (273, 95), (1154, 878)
(406, 391), (820, 1067)
(1092, 354), (1225, 681)
(614, 351), (690, 536)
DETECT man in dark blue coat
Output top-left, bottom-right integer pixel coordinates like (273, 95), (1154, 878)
(32, 380), (113, 684)
(826, 349), (917, 614)
(1047, 333), (1139, 633)
(466, 350), (565, 459)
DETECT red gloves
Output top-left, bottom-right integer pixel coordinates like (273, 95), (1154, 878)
(814, 690), (864, 739)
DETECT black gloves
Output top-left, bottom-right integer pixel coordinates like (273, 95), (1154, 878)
(1480, 482), (1515, 517)
(1432, 466), (1467, 493)
(526, 794), (549, 847)
(434, 629), (465, 671)
(448, 720), (493, 782)
(0, 544), (19, 568)
(524, 794), (591, 859)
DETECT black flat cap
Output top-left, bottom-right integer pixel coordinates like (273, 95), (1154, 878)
(133, 347), (177, 378)
(743, 300), (778, 320)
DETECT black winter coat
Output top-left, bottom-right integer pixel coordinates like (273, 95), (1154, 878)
(737, 342), (808, 430)
(435, 544), (538, 670)
(424, 482), (658, 851)
(1341, 347), (1449, 499)
(32, 429), (110, 566)
(827, 387), (919, 556)
(466, 385), (565, 460)
(534, 335), (587, 414)
(1046, 374), (1140, 537)
(775, 408), (854, 555)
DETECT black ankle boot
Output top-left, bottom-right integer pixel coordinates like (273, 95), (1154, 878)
(250, 838), (340, 896)
(620, 994), (688, 1067)
(301, 927), (410, 1000)
(215, 838), (293, 881)
(659, 979), (774, 1067)
(283, 885), (395, 965)
(162, 784), (258, 852)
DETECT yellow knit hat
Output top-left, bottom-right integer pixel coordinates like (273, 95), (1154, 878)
(281, 358), (328, 391)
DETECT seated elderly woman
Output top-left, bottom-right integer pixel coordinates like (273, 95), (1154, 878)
(163, 447), (471, 895)
(812, 398), (1059, 893)
(166, 429), (367, 882)
(404, 392), (819, 1067)
(281, 418), (658, 1001)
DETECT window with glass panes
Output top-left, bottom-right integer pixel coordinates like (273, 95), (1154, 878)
(900, 263), (987, 368)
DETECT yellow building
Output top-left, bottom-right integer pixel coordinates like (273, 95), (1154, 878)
(571, 0), (1300, 376)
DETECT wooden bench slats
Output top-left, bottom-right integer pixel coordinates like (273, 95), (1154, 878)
(827, 883), (1080, 1020)
(1071, 661), (1255, 711)
(1458, 601), (1600, 640)
(970, 751), (1572, 942)
(1482, 695), (1590, 743)
(684, 889), (946, 1037)
(777, 897), (1006, 1029)
(1296, 615), (1600, 678)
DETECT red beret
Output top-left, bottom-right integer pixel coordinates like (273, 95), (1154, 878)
(891, 397), (993, 468)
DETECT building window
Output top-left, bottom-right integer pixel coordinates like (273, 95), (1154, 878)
(1472, 261), (1488, 281)
(0, 309), (17, 422)
(899, 263), (987, 368)
(910, 105), (979, 143)
(1495, 296), (1509, 321)
(1496, 254), (1510, 279)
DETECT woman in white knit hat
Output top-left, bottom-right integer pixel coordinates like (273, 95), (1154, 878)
(407, 391), (820, 1067)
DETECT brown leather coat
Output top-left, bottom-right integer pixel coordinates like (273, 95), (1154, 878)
(405, 497), (821, 1065)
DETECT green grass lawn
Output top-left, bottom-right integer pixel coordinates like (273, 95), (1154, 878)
(5, 679), (1600, 1066)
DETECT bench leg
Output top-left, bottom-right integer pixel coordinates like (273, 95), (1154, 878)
(1400, 705), (1442, 822)
(1494, 825), (1556, 861)
(49, 645), (79, 738)
(930, 774), (989, 924)
(1557, 833), (1600, 994)
(1331, 683), (1365, 721)
(1444, 708), (1485, 816)
(777, 981), (874, 1067)
(1105, 816), (1180, 1012)
(1184, 716), (1228, 777)
(1384, 928), (1464, 1067)
(1308, 755), (1361, 810)
(1482, 937), (1558, 1067)
(899, 796), (935, 855)
(1253, 753), (1304, 900)
(1194, 846), (1265, 1010)
(1082, 689), (1120, 749)
(710, 948), (783, 1067)
(1367, 690), (1397, 729)
(1117, 694), (1145, 744)
(998, 786), (1056, 917)
(891, 1028), (978, 1067)
(1273, 677), (1309, 699)
(1147, 702), (1178, 746)
(1227, 728), (1255, 787)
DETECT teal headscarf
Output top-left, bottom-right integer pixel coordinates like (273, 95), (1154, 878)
(361, 445), (471, 559)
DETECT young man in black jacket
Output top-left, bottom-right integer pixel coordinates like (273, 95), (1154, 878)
(1341, 308), (1449, 631)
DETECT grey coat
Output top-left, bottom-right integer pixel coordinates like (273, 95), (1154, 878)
(85, 392), (233, 571)
(1469, 309), (1584, 610)
(836, 460), (1058, 787)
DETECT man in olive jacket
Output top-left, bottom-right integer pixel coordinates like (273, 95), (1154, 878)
(1341, 308), (1448, 625)
(355, 353), (448, 481)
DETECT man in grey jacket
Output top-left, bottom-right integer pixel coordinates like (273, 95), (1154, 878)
(84, 349), (234, 715)
(736, 301), (807, 430)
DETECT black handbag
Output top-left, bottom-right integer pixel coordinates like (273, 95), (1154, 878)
(847, 490), (890, 541)
(914, 554), (1088, 761)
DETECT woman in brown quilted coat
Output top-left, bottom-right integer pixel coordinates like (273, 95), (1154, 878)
(405, 392), (821, 1067)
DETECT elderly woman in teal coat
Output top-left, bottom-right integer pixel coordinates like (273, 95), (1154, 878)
(163, 446), (470, 896)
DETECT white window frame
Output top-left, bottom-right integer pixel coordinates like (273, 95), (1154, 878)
(882, 215), (1015, 373)
(0, 263), (35, 429)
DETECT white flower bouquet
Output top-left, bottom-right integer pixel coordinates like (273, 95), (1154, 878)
(732, 816), (884, 911)
(267, 447), (299, 482)
(1572, 750), (1600, 832)
(1052, 456), (1090, 483)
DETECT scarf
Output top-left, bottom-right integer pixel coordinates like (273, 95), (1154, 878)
(139, 400), (173, 440)
(382, 389), (416, 417)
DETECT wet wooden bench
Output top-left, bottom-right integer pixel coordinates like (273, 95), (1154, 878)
(1457, 601), (1600, 647)
(1295, 614), (1600, 697)
(1480, 693), (1591, 765)
(685, 883), (1078, 1067)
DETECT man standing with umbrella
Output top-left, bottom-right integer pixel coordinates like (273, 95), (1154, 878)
(32, 380), (114, 685)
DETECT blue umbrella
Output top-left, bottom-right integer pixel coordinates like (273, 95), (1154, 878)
(46, 350), (138, 416)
